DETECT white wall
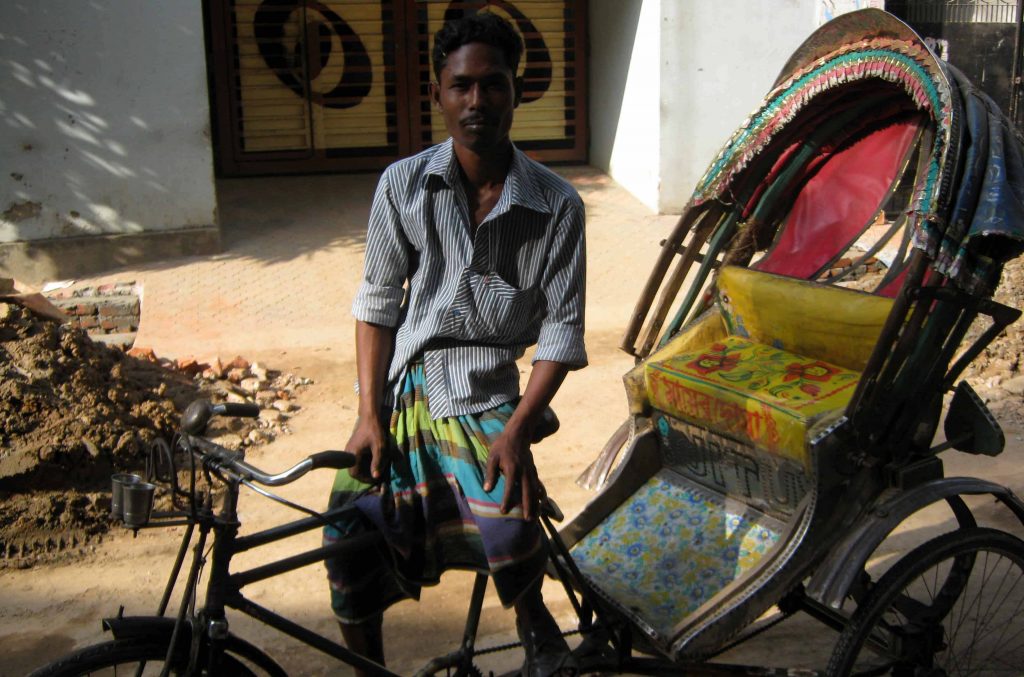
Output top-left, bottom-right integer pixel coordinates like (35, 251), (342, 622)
(0, 2), (216, 243)
(589, 0), (662, 211)
(659, 0), (818, 213)
(590, 0), (833, 213)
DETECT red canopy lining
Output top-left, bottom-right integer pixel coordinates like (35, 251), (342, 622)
(751, 118), (923, 295)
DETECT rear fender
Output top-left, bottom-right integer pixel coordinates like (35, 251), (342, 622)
(102, 615), (286, 676)
(806, 477), (1024, 609)
(103, 614), (182, 639)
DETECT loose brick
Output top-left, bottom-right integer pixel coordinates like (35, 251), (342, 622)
(176, 358), (205, 377)
(97, 298), (140, 318)
(128, 346), (157, 361)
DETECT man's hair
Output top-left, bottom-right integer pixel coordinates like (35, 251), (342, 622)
(432, 11), (523, 81)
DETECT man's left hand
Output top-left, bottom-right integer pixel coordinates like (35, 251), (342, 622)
(483, 425), (545, 521)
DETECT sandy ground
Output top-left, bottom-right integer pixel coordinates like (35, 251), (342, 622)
(3, 168), (1024, 676)
(1, 169), (674, 676)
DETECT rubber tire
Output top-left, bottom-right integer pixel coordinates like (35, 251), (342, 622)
(828, 527), (1024, 676)
(27, 636), (256, 676)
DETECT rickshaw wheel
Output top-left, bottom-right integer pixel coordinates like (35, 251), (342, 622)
(828, 527), (1024, 676)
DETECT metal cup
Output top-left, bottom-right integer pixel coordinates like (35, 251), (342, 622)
(122, 481), (156, 528)
(110, 473), (142, 521)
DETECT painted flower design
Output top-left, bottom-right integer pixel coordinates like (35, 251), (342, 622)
(783, 360), (838, 383)
(687, 343), (740, 375)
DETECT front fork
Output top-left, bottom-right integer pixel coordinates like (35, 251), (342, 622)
(195, 484), (241, 674)
(150, 482), (240, 675)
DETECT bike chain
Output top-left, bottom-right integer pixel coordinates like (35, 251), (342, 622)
(473, 628), (580, 656)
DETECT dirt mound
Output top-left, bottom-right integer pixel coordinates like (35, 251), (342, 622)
(0, 302), (309, 568)
(962, 256), (1024, 427)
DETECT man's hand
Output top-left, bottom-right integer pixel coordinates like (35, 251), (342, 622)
(483, 360), (569, 521)
(483, 423), (544, 520)
(345, 416), (390, 484)
(348, 320), (395, 484)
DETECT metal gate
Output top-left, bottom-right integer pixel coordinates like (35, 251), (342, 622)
(887, 0), (1024, 128)
(208, 0), (587, 175)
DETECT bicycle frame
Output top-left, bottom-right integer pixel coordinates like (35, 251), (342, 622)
(123, 441), (404, 676)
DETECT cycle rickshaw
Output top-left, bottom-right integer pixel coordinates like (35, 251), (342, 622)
(559, 8), (1024, 674)
(28, 9), (1024, 676)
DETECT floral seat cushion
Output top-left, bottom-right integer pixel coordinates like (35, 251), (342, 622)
(570, 469), (785, 645)
(645, 336), (860, 465)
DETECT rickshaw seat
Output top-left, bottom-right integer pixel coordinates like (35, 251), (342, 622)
(642, 266), (893, 464)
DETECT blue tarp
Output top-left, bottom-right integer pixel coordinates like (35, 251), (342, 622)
(939, 64), (1024, 293)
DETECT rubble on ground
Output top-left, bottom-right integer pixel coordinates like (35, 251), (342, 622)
(0, 299), (311, 568)
(962, 256), (1024, 427)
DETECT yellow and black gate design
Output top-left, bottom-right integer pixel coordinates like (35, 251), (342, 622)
(209, 0), (587, 175)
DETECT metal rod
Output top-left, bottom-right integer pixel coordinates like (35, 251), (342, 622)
(159, 525), (209, 677)
(230, 532), (383, 589)
(1012, 0), (1024, 124)
(460, 573), (488, 655)
(637, 208), (720, 357)
(233, 508), (352, 552)
(621, 208), (706, 355)
(539, 514), (623, 656)
(157, 522), (195, 617)
(232, 594), (401, 676)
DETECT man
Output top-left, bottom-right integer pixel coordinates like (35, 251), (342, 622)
(324, 11), (585, 677)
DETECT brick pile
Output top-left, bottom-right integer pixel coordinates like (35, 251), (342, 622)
(125, 349), (312, 450)
(45, 282), (140, 349)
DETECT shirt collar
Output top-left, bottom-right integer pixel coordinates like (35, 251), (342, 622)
(424, 138), (551, 215)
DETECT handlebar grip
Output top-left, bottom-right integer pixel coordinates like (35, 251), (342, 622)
(309, 451), (357, 470)
(215, 402), (260, 418)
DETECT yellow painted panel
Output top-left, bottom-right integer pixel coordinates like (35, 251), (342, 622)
(646, 337), (861, 466)
(716, 266), (894, 372)
(234, 1), (393, 152)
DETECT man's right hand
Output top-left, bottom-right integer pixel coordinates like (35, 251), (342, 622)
(348, 320), (396, 485)
(346, 416), (390, 484)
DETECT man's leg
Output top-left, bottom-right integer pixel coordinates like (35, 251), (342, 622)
(339, 613), (385, 677)
(513, 578), (575, 676)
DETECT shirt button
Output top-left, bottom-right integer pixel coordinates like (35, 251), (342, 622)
(452, 309), (461, 317)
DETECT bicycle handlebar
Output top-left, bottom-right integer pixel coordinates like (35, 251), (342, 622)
(177, 398), (356, 489)
(182, 399), (259, 436)
(187, 437), (355, 487)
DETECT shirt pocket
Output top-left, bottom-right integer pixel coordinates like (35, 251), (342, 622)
(447, 268), (536, 341)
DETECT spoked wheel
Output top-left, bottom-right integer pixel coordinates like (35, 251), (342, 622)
(829, 527), (1024, 676)
(27, 637), (258, 676)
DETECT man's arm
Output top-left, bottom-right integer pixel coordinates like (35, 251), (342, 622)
(483, 359), (568, 520)
(346, 320), (395, 483)
(346, 170), (409, 483)
(483, 194), (588, 519)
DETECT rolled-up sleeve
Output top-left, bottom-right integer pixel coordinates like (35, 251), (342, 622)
(352, 171), (410, 327)
(533, 196), (587, 368)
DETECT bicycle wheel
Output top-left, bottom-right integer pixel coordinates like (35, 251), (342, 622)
(828, 527), (1024, 676)
(27, 637), (257, 676)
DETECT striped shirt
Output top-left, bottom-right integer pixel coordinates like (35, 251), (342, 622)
(352, 138), (587, 419)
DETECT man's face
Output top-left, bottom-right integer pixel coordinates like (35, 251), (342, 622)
(431, 42), (521, 155)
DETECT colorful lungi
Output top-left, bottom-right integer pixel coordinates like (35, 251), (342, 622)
(324, 363), (547, 623)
